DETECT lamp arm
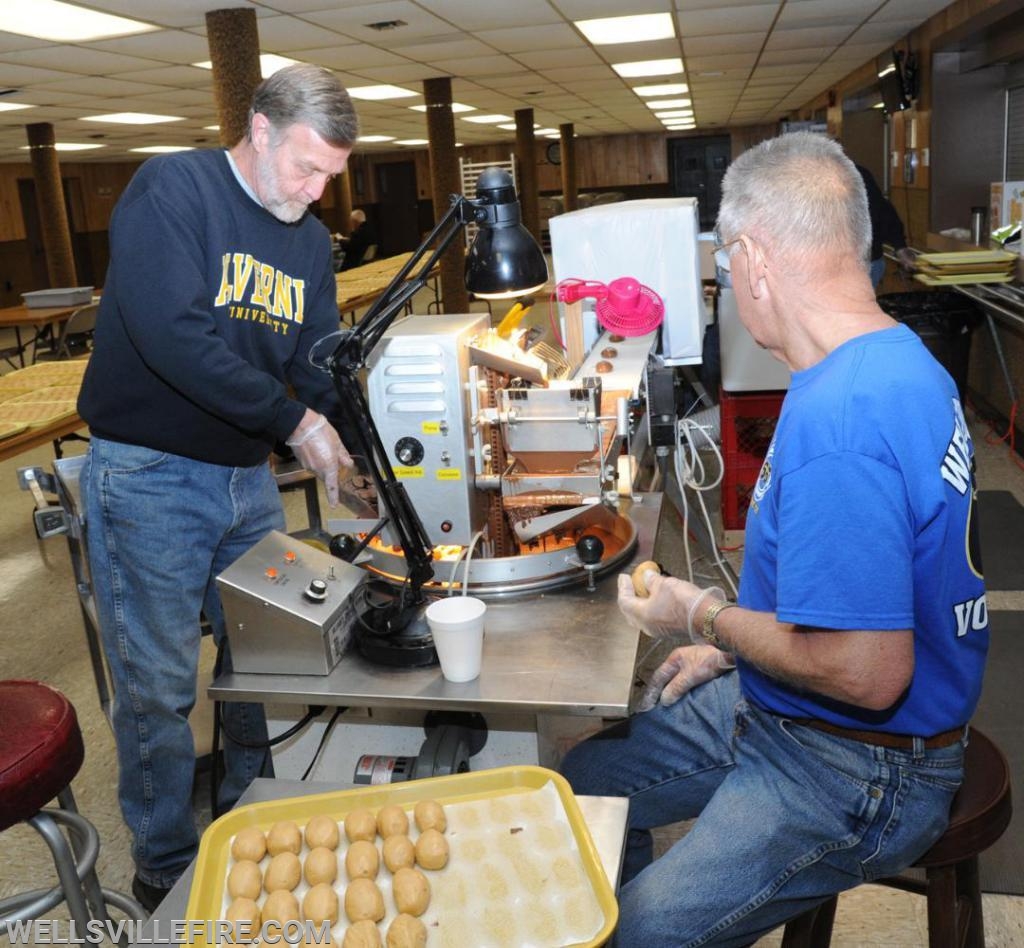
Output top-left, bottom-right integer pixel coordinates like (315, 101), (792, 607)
(329, 368), (436, 612)
(337, 195), (474, 363)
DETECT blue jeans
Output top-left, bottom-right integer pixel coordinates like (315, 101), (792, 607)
(560, 672), (964, 947)
(83, 437), (284, 888)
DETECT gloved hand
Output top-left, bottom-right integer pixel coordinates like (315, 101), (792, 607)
(637, 644), (736, 711)
(895, 247), (917, 272)
(286, 411), (353, 507)
(618, 570), (725, 642)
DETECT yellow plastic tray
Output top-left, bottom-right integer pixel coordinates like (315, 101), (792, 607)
(915, 272), (1014, 286)
(185, 765), (618, 947)
(916, 250), (1017, 266)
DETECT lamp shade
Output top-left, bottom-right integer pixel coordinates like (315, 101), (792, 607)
(465, 168), (548, 299)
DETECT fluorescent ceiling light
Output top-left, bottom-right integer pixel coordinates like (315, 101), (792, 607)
(646, 98), (691, 110)
(194, 54), (298, 77)
(20, 142), (105, 152)
(347, 85), (417, 101)
(204, 125), (220, 131)
(633, 83), (689, 97)
(394, 139), (428, 145)
(613, 59), (684, 79)
(575, 13), (674, 45)
(873, 102), (885, 109)
(543, 133), (560, 139)
(497, 122), (542, 130)
(410, 102), (475, 113)
(878, 65), (896, 78)
(131, 146), (195, 154)
(0, 102), (33, 113)
(665, 123), (696, 130)
(82, 113), (184, 125)
(656, 110), (693, 119)
(535, 128), (558, 135)
(461, 114), (512, 124)
(0, 0), (156, 42)
(358, 135), (395, 143)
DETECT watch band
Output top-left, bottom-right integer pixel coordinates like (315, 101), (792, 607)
(702, 599), (737, 649)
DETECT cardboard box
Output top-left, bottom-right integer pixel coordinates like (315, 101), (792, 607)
(990, 181), (1024, 233)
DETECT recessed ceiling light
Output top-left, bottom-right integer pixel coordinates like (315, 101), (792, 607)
(656, 110), (693, 119)
(0, 102), (32, 112)
(575, 13), (674, 45)
(461, 114), (512, 124)
(131, 146), (195, 154)
(646, 98), (691, 110)
(347, 85), (417, 101)
(613, 59), (684, 79)
(0, 0), (157, 42)
(394, 139), (429, 145)
(193, 54), (298, 77)
(633, 83), (689, 97)
(358, 135), (395, 143)
(20, 142), (105, 152)
(410, 102), (476, 113)
(82, 113), (184, 125)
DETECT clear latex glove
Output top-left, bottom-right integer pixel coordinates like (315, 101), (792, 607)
(637, 645), (736, 711)
(618, 571), (709, 640)
(895, 247), (917, 271)
(286, 411), (353, 507)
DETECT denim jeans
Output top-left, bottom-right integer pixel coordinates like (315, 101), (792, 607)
(83, 437), (284, 888)
(560, 672), (964, 947)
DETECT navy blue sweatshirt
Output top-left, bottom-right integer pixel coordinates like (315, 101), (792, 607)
(79, 148), (342, 467)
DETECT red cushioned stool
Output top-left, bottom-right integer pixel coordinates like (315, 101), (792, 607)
(0, 680), (144, 938)
(781, 727), (1012, 948)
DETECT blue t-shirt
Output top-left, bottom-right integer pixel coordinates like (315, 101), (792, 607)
(739, 324), (988, 735)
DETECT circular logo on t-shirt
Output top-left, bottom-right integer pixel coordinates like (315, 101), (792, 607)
(752, 438), (775, 505)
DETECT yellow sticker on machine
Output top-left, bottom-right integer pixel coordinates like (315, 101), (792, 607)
(421, 421), (441, 435)
(437, 468), (462, 480)
(393, 466), (424, 478)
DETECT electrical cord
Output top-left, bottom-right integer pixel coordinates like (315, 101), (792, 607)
(301, 706), (347, 780)
(674, 412), (739, 599)
(448, 530), (485, 595)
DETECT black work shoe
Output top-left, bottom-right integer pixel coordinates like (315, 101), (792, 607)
(131, 875), (172, 914)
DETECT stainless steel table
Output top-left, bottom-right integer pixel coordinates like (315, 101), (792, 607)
(209, 495), (661, 718)
(130, 777), (627, 946)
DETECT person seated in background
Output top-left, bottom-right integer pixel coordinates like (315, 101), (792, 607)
(339, 208), (377, 270)
(560, 131), (988, 947)
(856, 162), (916, 287)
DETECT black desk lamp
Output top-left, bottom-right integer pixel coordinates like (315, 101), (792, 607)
(322, 168), (547, 665)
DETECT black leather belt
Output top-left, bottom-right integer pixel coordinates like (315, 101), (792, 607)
(792, 718), (965, 750)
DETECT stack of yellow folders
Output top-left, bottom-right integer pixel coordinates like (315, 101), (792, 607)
(914, 250), (1017, 286)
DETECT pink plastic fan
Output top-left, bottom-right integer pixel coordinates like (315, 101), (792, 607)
(556, 276), (664, 337)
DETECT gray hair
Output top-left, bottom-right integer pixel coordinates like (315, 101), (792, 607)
(715, 132), (871, 270)
(249, 63), (358, 147)
(351, 208), (366, 225)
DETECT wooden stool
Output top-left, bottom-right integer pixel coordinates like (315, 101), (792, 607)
(782, 727), (1012, 948)
(0, 680), (144, 939)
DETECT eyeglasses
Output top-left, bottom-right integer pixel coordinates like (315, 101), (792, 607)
(712, 237), (744, 272)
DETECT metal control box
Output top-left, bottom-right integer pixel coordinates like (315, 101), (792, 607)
(217, 531), (366, 675)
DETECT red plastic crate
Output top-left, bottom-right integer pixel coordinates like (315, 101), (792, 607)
(720, 389), (785, 530)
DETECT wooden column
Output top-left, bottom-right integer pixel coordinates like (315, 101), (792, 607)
(560, 123), (578, 212)
(334, 171), (354, 233)
(423, 76), (468, 314)
(206, 8), (262, 148)
(515, 108), (540, 241)
(25, 123), (76, 287)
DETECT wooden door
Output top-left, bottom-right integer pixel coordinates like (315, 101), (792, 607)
(375, 161), (419, 256)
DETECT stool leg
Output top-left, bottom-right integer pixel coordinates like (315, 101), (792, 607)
(28, 812), (94, 933)
(956, 857), (984, 948)
(58, 789), (112, 928)
(781, 896), (837, 948)
(925, 865), (959, 948)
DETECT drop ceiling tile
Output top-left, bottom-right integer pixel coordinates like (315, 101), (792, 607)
(758, 48), (830, 67)
(540, 65), (617, 83)
(32, 76), (174, 97)
(851, 20), (922, 44)
(1, 46), (166, 76)
(428, 55), (530, 78)
(553, 0), (672, 17)
(515, 48), (603, 70)
(256, 16), (356, 51)
(303, 2), (456, 42)
(433, 1), (563, 31)
(476, 24), (581, 53)
(357, 64), (448, 83)
(71, 0), (231, 29)
(295, 44), (414, 71)
(677, 5), (780, 37)
(873, 0), (952, 23)
(685, 53), (758, 71)
(88, 30), (214, 63)
(765, 25), (851, 50)
(684, 32), (767, 55)
(112, 65), (214, 87)
(776, 0), (868, 29)
(386, 38), (495, 61)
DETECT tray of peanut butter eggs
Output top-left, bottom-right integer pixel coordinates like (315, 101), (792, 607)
(186, 765), (618, 948)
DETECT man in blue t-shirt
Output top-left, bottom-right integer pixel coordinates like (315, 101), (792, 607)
(561, 132), (987, 947)
(78, 65), (358, 911)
